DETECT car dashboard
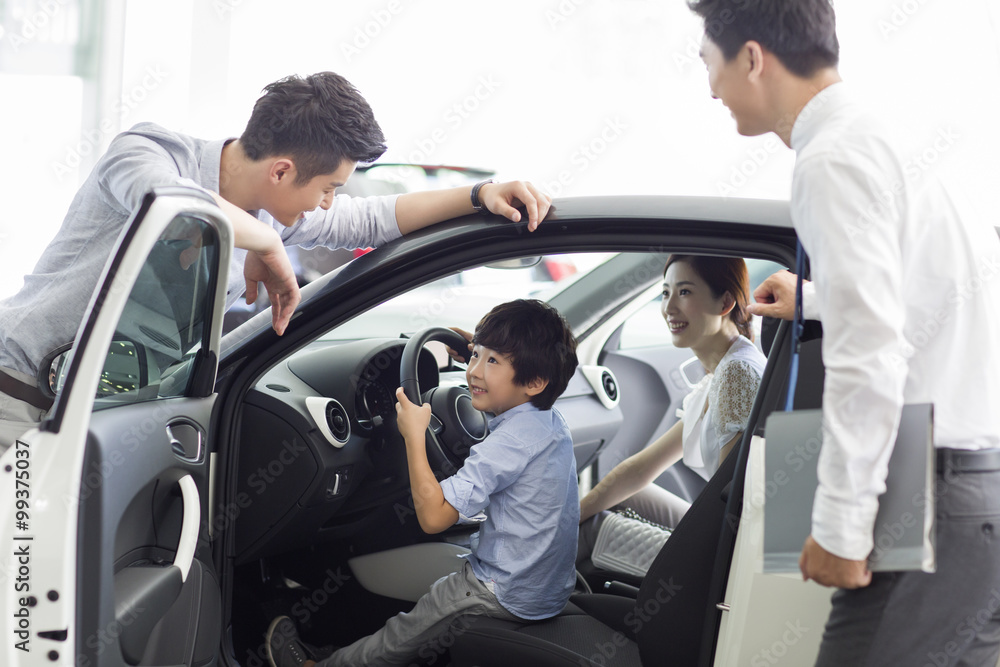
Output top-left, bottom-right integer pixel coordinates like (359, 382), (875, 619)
(231, 336), (624, 565)
(232, 339), (440, 564)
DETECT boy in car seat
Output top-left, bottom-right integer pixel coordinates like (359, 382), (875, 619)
(266, 298), (580, 667)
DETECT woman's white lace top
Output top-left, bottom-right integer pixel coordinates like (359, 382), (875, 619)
(677, 336), (766, 481)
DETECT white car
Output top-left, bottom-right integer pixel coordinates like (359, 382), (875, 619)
(2, 187), (875, 666)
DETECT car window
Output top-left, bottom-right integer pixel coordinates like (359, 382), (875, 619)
(87, 215), (221, 409)
(617, 258), (785, 351)
(319, 252), (616, 341)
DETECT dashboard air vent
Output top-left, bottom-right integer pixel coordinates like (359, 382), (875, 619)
(326, 401), (350, 442)
(601, 371), (618, 402)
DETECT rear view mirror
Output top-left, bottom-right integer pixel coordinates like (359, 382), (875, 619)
(485, 257), (542, 270)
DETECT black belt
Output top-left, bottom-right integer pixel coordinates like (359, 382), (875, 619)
(936, 448), (1000, 474)
(0, 368), (53, 412)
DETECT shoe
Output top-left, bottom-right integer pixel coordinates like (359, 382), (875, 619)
(303, 642), (335, 662)
(265, 616), (314, 667)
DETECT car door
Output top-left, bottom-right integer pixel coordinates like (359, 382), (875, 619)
(0, 187), (232, 667)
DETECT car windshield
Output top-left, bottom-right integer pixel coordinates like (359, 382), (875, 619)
(319, 252), (615, 341)
(318, 252), (784, 346)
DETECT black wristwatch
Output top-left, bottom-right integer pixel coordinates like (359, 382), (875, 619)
(470, 179), (497, 214)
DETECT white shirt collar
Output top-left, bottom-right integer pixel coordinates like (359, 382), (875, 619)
(790, 81), (851, 154)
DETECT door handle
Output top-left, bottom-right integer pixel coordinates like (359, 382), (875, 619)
(174, 474), (199, 582)
(114, 474), (201, 663)
(166, 421), (203, 462)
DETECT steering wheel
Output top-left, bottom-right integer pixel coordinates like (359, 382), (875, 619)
(400, 327), (489, 477)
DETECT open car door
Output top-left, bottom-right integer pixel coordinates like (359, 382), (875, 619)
(1, 187), (232, 666)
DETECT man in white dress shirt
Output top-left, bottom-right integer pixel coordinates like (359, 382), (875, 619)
(688, 1), (1000, 664)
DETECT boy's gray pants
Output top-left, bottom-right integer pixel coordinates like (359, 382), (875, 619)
(319, 560), (524, 667)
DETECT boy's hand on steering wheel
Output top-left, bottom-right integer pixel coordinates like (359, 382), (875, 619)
(444, 327), (474, 364)
(395, 387), (432, 443)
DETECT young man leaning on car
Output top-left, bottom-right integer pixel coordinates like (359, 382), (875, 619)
(687, 0), (1000, 664)
(0, 71), (551, 454)
(266, 299), (580, 667)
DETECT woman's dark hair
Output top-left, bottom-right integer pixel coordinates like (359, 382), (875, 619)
(688, 0), (839, 78)
(240, 71), (387, 184)
(664, 254), (754, 342)
(473, 299), (579, 411)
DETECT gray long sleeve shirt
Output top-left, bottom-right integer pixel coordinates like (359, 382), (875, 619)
(0, 122), (401, 378)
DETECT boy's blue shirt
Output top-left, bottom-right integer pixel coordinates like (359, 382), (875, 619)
(440, 401), (579, 620)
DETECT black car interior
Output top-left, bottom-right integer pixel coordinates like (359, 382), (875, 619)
(227, 337), (625, 662)
(221, 250), (807, 666)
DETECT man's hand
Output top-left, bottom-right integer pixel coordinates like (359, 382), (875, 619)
(243, 245), (300, 336)
(395, 387), (432, 444)
(479, 181), (552, 231)
(799, 535), (872, 588)
(746, 270), (803, 320)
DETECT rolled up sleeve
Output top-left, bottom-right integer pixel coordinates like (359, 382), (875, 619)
(98, 131), (210, 215)
(282, 193), (402, 250)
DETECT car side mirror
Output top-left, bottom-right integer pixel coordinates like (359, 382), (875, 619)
(37, 342), (74, 399)
(37, 338), (151, 402)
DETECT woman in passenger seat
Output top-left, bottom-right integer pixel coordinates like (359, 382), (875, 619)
(578, 255), (766, 562)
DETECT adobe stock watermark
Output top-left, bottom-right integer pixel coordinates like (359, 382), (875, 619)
(877, 0), (933, 40)
(76, 605), (147, 667)
(339, 0), (404, 62)
(396, 469), (461, 526)
(1, 0), (72, 52)
(410, 613), (485, 666)
(544, 0), (591, 30)
(52, 65), (170, 180)
(671, 0), (754, 67)
(717, 90), (834, 197)
(749, 619), (810, 666)
(732, 418), (833, 529)
(923, 587), (1000, 667)
(581, 577), (683, 665)
(612, 247), (670, 297)
(405, 75), (502, 164)
(901, 127), (959, 179)
(846, 126), (959, 243)
(348, 345), (403, 393)
(211, 437), (309, 536)
(865, 464), (962, 569)
(879, 253), (999, 372)
(407, 285), (462, 333)
(716, 134), (784, 196)
(542, 117), (628, 198)
(63, 400), (180, 511)
(672, 30), (707, 74)
(241, 567), (353, 667)
(212, 0), (244, 19)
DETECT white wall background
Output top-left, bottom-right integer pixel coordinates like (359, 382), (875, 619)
(1, 0), (998, 298)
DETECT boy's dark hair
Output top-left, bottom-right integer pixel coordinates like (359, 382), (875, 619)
(688, 0), (839, 78)
(240, 71), (388, 185)
(473, 299), (578, 411)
